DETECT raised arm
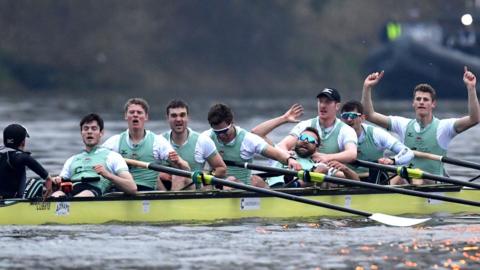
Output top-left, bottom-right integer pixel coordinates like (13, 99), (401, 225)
(361, 71), (390, 129)
(454, 66), (479, 133)
(277, 135), (298, 152)
(251, 103), (303, 144)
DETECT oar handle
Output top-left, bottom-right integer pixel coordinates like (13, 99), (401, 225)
(125, 158), (149, 169)
(413, 150), (442, 161)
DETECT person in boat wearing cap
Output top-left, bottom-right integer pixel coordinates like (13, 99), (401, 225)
(205, 103), (302, 188)
(0, 124), (53, 199)
(102, 98), (191, 191)
(159, 99), (227, 190)
(339, 100), (414, 185)
(277, 88), (358, 164)
(361, 67), (479, 184)
(251, 104), (359, 188)
(50, 113), (137, 197)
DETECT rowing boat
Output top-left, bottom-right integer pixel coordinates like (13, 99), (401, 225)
(1, 185), (478, 225)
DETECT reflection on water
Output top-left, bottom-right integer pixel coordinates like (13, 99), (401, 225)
(1, 96), (480, 269)
(0, 217), (480, 269)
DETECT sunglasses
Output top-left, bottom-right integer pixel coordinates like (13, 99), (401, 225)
(299, 134), (318, 145)
(340, 112), (362, 120)
(213, 124), (231, 135)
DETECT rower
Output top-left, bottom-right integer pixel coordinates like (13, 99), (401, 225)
(102, 98), (191, 191)
(277, 88), (358, 164)
(251, 104), (358, 188)
(339, 101), (414, 185)
(159, 99), (227, 190)
(51, 113), (136, 197)
(0, 124), (53, 199)
(361, 67), (479, 184)
(204, 103), (302, 188)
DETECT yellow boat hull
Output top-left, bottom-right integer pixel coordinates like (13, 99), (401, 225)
(1, 186), (478, 225)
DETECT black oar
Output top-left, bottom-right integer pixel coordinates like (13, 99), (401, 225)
(225, 161), (480, 207)
(125, 159), (429, 227)
(354, 159), (480, 189)
(414, 150), (480, 171)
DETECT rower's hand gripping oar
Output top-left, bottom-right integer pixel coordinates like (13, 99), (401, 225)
(125, 159), (429, 227)
(225, 160), (480, 207)
(414, 150), (480, 171)
(354, 159), (480, 189)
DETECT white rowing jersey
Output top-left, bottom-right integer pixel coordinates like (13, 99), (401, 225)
(388, 116), (458, 150)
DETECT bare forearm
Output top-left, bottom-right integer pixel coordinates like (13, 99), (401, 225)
(173, 158), (190, 171)
(277, 135), (296, 152)
(467, 85), (480, 123)
(339, 167), (360, 180)
(251, 116), (288, 138)
(263, 145), (289, 165)
(324, 150), (357, 164)
(212, 166), (227, 178)
(106, 172), (137, 195)
(361, 86), (375, 116)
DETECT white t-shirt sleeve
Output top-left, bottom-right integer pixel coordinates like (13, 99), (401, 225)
(195, 134), (218, 163)
(372, 126), (399, 151)
(387, 116), (411, 142)
(153, 134), (174, 161)
(59, 156), (75, 179)
(105, 151), (130, 174)
(240, 132), (268, 160)
(337, 125), (358, 150)
(437, 118), (458, 149)
(102, 134), (121, 152)
(289, 120), (311, 137)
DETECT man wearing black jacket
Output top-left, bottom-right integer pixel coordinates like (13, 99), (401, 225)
(0, 124), (52, 199)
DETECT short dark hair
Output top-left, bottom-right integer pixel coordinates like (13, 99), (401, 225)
(302, 126), (321, 146)
(207, 103), (234, 126)
(341, 100), (364, 114)
(413, 84), (437, 101)
(124, 98), (150, 114)
(80, 113), (104, 131)
(166, 99), (189, 115)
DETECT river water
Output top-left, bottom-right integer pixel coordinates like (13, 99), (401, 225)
(1, 96), (480, 269)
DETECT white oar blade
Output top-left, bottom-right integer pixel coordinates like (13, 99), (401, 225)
(369, 213), (430, 227)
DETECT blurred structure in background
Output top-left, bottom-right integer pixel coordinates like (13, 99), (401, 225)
(366, 0), (480, 99)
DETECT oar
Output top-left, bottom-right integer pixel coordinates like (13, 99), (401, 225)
(125, 158), (429, 227)
(354, 159), (480, 189)
(225, 161), (480, 207)
(414, 150), (480, 171)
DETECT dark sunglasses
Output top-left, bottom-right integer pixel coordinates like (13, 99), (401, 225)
(213, 124), (231, 135)
(340, 112), (362, 120)
(299, 134), (318, 145)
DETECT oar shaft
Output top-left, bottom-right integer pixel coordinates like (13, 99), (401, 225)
(151, 164), (371, 217)
(442, 156), (480, 171)
(325, 176), (480, 207)
(414, 150), (480, 171)
(355, 160), (480, 189)
(126, 159), (371, 217)
(227, 160), (480, 207)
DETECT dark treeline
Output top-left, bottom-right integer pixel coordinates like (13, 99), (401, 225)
(0, 1), (448, 98)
